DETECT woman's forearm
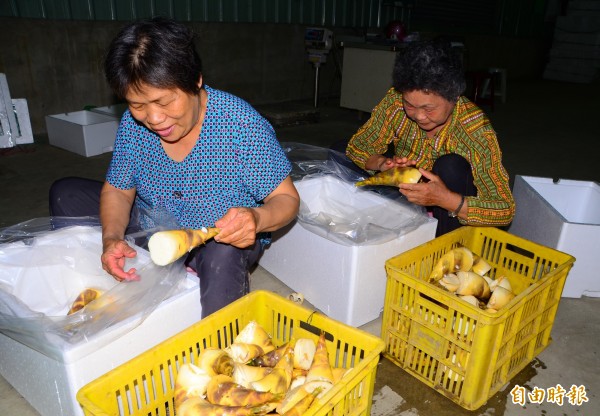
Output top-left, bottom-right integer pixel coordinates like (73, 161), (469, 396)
(99, 182), (136, 247)
(253, 176), (300, 233)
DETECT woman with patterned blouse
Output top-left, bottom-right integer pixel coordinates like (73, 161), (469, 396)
(346, 39), (514, 236)
(49, 17), (299, 317)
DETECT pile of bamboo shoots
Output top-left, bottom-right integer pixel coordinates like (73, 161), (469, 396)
(174, 321), (352, 415)
(428, 246), (516, 312)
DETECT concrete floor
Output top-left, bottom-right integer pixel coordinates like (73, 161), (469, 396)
(1, 78), (599, 415)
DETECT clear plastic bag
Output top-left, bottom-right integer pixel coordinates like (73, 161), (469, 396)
(0, 216), (188, 361)
(281, 142), (435, 246)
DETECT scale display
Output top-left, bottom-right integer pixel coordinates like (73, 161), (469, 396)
(304, 27), (333, 50)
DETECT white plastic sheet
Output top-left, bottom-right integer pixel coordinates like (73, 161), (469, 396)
(281, 142), (432, 246)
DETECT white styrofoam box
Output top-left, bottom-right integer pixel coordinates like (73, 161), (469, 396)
(508, 175), (600, 298)
(45, 110), (119, 157)
(0, 226), (202, 416)
(259, 175), (437, 327)
(0, 274), (201, 416)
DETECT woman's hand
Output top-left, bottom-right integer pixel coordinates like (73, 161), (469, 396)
(214, 207), (259, 248)
(398, 168), (455, 208)
(101, 238), (140, 282)
(214, 176), (300, 249)
(99, 182), (138, 281)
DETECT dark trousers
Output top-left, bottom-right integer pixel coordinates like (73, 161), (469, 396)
(48, 176), (262, 317)
(431, 154), (477, 237)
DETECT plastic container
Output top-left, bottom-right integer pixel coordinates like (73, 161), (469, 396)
(77, 290), (385, 416)
(381, 227), (575, 410)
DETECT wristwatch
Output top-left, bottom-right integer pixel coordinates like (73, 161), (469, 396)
(449, 195), (465, 218)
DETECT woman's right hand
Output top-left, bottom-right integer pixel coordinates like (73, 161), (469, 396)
(101, 238), (139, 282)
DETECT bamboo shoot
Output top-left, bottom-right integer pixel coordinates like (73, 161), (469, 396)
(355, 167), (421, 187)
(148, 227), (220, 266)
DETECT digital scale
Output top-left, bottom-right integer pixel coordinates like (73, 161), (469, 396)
(305, 27), (333, 108)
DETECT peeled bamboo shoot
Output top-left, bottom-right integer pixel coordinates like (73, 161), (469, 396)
(305, 333), (334, 384)
(293, 338), (316, 371)
(486, 286), (515, 310)
(455, 271), (490, 298)
(226, 343), (265, 364)
(174, 363), (212, 409)
(234, 321), (275, 354)
(355, 167), (422, 187)
(148, 227), (220, 266)
(452, 247), (474, 272)
(472, 255), (492, 276)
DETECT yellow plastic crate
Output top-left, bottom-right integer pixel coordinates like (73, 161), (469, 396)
(77, 290), (385, 416)
(381, 226), (575, 411)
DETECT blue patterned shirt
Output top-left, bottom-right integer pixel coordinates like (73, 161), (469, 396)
(106, 86), (291, 230)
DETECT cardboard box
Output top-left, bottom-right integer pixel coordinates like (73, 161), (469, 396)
(508, 175), (600, 297)
(259, 175), (437, 327)
(0, 274), (201, 416)
(45, 110), (119, 157)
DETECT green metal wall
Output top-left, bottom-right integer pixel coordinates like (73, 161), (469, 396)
(1, 0), (389, 26)
(1, 0), (550, 37)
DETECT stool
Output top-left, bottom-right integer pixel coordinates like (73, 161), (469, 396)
(467, 70), (497, 111)
(482, 67), (507, 104)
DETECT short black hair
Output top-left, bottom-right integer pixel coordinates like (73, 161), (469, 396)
(104, 17), (203, 99)
(392, 39), (465, 102)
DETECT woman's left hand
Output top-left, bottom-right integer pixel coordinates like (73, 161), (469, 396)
(213, 176), (300, 249)
(398, 168), (453, 207)
(213, 207), (258, 248)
